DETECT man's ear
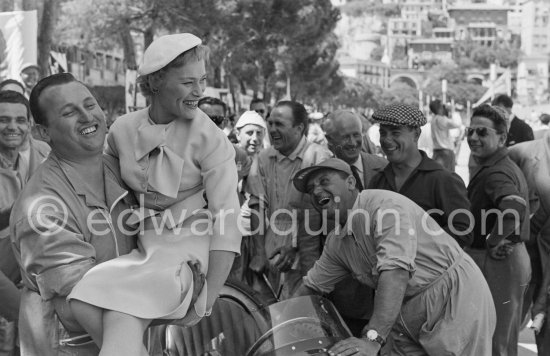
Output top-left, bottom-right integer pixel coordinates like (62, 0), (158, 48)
(346, 174), (356, 191)
(35, 124), (51, 144)
(498, 132), (507, 147)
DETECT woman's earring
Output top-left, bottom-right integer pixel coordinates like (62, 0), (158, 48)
(151, 87), (159, 95)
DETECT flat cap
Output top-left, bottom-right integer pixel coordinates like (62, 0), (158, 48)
(138, 33), (202, 76)
(235, 111), (267, 130)
(372, 104), (427, 127)
(293, 158), (351, 193)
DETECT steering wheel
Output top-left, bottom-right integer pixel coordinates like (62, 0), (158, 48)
(247, 317), (333, 356)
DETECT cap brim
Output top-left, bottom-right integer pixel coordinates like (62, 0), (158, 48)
(293, 166), (340, 193)
(293, 166), (322, 193)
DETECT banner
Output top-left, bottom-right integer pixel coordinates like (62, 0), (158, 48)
(0, 10), (37, 81)
(49, 50), (67, 74)
(474, 69), (511, 107)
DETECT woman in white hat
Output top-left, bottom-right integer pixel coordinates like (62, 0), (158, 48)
(68, 34), (242, 355)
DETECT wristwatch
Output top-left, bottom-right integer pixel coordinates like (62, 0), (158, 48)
(364, 329), (386, 347)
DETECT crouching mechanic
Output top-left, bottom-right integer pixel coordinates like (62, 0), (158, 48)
(292, 158), (496, 356)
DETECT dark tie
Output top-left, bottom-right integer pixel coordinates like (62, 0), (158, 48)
(350, 165), (364, 191)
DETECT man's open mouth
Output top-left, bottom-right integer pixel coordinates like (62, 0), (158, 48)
(80, 125), (98, 135)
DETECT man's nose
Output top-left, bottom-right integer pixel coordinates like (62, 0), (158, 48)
(78, 108), (95, 123)
(6, 119), (18, 129)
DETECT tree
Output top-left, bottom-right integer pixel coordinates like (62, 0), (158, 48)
(330, 76), (382, 109)
(38, 0), (61, 77)
(453, 39), (522, 69)
(376, 83), (419, 107)
(54, 0), (343, 107)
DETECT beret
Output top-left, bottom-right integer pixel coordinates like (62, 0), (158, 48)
(293, 158), (352, 193)
(372, 104), (427, 127)
(138, 33), (202, 76)
(235, 111), (267, 130)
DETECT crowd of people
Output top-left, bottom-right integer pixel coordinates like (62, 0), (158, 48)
(0, 32), (549, 356)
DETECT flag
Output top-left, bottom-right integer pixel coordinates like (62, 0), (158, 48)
(49, 51), (67, 74)
(474, 69), (512, 107)
(0, 11), (37, 80)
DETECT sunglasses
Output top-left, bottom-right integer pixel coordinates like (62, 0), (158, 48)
(254, 109), (265, 114)
(465, 126), (498, 137)
(208, 115), (225, 125)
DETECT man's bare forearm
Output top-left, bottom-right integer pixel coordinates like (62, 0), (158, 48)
(365, 269), (410, 339)
(293, 283), (320, 297)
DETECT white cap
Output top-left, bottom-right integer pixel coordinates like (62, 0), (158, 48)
(235, 111), (267, 130)
(138, 33), (202, 76)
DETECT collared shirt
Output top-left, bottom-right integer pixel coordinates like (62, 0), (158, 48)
(468, 147), (530, 249)
(10, 152), (136, 355)
(368, 150), (472, 247)
(304, 190), (464, 296)
(106, 108), (242, 254)
(247, 136), (332, 250)
(0, 139), (49, 321)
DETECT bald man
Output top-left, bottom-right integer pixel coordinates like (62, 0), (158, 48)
(323, 110), (387, 191)
(321, 110), (387, 336)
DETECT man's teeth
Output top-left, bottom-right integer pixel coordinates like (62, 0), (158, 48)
(80, 126), (97, 135)
(5, 133), (20, 137)
(184, 100), (198, 108)
(318, 197), (331, 205)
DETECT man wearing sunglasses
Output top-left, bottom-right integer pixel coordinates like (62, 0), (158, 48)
(466, 104), (531, 356)
(198, 97), (251, 181)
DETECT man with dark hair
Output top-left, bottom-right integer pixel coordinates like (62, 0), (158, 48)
(249, 98), (267, 120)
(492, 94), (534, 146)
(198, 96), (227, 129)
(429, 99), (461, 171)
(0, 91), (49, 318)
(466, 103), (531, 356)
(249, 98), (270, 148)
(0, 90), (49, 354)
(368, 104), (473, 247)
(10, 73), (136, 355)
(246, 100), (332, 299)
(0, 79), (26, 95)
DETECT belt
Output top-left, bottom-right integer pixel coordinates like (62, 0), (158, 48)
(126, 190), (208, 232)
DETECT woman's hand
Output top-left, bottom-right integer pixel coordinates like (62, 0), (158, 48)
(188, 261), (205, 307)
(328, 337), (381, 356)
